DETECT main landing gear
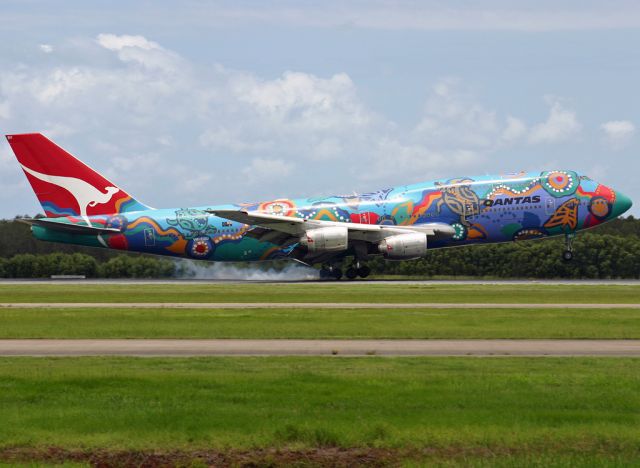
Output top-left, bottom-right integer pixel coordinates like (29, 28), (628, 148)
(320, 262), (371, 280)
(562, 233), (575, 262)
(345, 262), (371, 280)
(319, 264), (342, 280)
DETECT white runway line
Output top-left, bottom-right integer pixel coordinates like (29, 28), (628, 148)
(0, 302), (639, 309)
(1, 339), (639, 356)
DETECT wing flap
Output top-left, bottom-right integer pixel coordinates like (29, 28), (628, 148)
(210, 209), (456, 241)
(210, 210), (303, 235)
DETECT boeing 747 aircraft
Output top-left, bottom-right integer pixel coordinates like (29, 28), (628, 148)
(6, 133), (633, 279)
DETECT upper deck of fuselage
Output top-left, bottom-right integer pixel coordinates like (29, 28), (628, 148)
(198, 170), (560, 214)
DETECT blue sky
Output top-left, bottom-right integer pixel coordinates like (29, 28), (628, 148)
(1, 0), (639, 217)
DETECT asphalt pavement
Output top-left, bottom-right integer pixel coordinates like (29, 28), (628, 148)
(1, 339), (639, 356)
(1, 302), (638, 308)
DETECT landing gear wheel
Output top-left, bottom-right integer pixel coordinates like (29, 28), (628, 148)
(345, 267), (358, 280)
(320, 265), (343, 280)
(357, 265), (371, 278)
(563, 233), (575, 262)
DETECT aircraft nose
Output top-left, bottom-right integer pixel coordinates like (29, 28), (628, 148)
(612, 190), (633, 217)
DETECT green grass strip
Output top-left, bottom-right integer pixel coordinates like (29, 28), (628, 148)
(0, 283), (639, 303)
(0, 357), (638, 452)
(0, 307), (639, 339)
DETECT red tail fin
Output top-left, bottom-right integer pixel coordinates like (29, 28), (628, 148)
(6, 133), (149, 219)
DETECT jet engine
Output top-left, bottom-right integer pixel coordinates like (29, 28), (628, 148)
(300, 226), (348, 252)
(378, 233), (427, 260)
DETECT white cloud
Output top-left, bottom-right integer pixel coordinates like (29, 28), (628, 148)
(601, 120), (635, 149)
(415, 80), (497, 147)
(501, 116), (527, 143)
(4, 2), (640, 32)
(199, 68), (379, 162)
(231, 71), (372, 131)
(199, 127), (273, 153)
(242, 157), (293, 184)
(0, 100), (10, 120)
(176, 172), (213, 194)
(528, 98), (581, 144)
(96, 34), (160, 51)
(413, 79), (527, 150)
(0, 33), (590, 216)
(40, 123), (75, 139)
(39, 44), (53, 53)
(363, 137), (482, 183)
(0, 144), (29, 210)
(96, 33), (181, 71)
(331, 4), (640, 31)
(100, 2), (640, 32)
(33, 68), (97, 104)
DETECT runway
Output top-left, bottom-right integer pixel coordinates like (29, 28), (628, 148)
(1, 302), (639, 309)
(2, 279), (640, 285)
(1, 339), (639, 356)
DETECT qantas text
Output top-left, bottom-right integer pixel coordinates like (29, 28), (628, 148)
(483, 195), (541, 207)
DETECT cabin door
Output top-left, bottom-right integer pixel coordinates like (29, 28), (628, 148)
(144, 228), (155, 247)
(464, 201), (478, 223)
(545, 198), (556, 215)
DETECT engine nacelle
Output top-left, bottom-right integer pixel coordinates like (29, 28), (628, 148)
(378, 233), (427, 260)
(300, 226), (348, 253)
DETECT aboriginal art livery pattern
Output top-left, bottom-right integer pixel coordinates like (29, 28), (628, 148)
(6, 133), (633, 265)
(29, 170), (631, 262)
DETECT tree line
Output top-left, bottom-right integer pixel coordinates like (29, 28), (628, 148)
(368, 232), (640, 279)
(0, 219), (175, 278)
(0, 216), (639, 279)
(0, 253), (176, 279)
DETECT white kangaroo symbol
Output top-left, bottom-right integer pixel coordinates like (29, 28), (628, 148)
(21, 164), (120, 226)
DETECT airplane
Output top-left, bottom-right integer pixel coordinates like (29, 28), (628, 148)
(5, 133), (633, 280)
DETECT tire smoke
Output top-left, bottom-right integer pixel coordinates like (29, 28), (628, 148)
(174, 259), (319, 281)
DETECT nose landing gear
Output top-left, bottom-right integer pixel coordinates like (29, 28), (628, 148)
(562, 233), (575, 262)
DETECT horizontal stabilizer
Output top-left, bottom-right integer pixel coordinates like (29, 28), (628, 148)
(19, 218), (122, 235)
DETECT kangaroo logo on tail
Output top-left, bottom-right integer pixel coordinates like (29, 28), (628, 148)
(21, 164), (120, 225)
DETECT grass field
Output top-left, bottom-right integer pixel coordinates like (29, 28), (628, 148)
(1, 306), (639, 339)
(1, 283), (639, 303)
(1, 357), (639, 466)
(1, 282), (639, 466)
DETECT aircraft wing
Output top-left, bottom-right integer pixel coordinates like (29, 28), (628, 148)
(211, 210), (304, 235)
(210, 209), (455, 243)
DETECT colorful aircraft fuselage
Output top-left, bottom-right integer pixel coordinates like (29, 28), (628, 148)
(6, 134), (633, 272)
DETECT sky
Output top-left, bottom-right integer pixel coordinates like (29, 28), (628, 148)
(1, 0), (639, 218)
